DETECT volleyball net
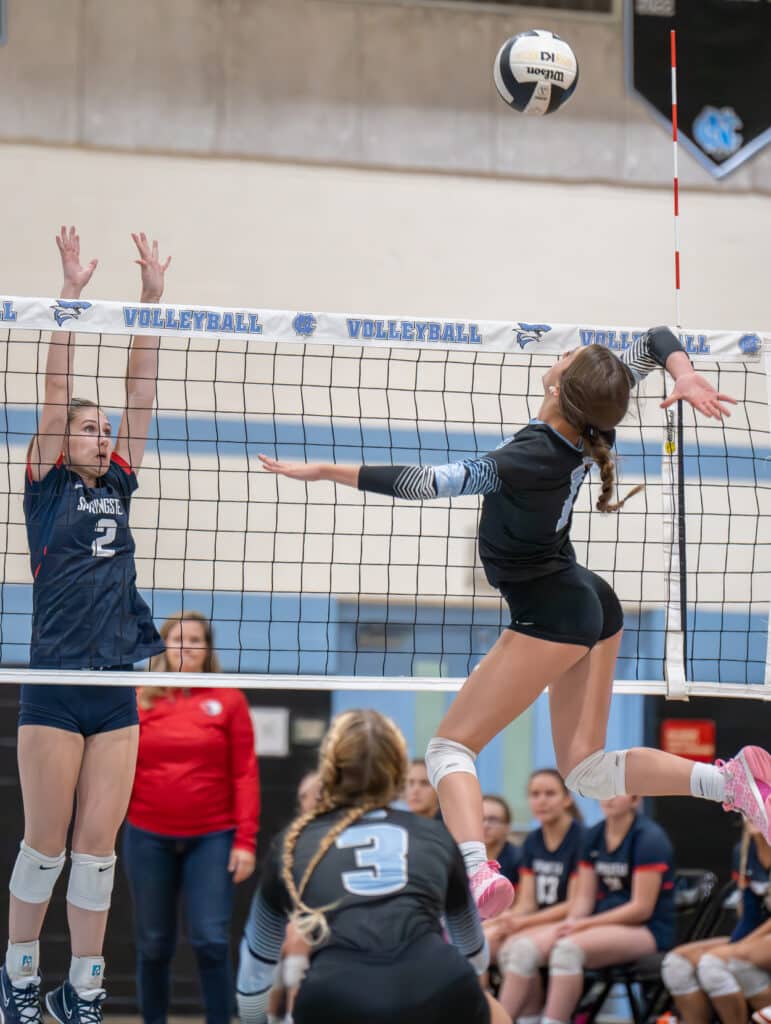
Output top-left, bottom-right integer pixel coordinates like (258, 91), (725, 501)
(0, 296), (768, 698)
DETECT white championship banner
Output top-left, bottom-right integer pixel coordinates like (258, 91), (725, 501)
(0, 296), (767, 360)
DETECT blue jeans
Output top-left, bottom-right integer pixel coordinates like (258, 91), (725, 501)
(122, 822), (235, 1024)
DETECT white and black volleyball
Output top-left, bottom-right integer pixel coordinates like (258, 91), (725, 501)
(493, 30), (579, 116)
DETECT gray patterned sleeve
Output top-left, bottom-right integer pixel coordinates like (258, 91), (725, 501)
(358, 457), (502, 499)
(621, 326), (687, 385)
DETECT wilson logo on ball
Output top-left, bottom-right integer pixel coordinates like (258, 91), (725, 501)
(494, 29), (579, 116)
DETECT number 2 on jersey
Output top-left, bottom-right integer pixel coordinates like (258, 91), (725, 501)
(92, 517), (117, 558)
(336, 823), (409, 896)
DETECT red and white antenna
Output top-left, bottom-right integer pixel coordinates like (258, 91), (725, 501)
(671, 29), (681, 328)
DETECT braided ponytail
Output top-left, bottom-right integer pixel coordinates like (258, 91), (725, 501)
(584, 427), (644, 513)
(559, 345), (643, 515)
(281, 799), (380, 945)
(279, 709), (408, 947)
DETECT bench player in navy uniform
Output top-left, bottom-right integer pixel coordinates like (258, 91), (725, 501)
(1, 227), (170, 1024)
(661, 822), (771, 1024)
(496, 769), (585, 1018)
(236, 709), (509, 1024)
(524, 794), (675, 1024)
(259, 329), (771, 918)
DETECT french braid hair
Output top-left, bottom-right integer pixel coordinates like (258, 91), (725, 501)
(559, 344), (643, 513)
(280, 709), (409, 945)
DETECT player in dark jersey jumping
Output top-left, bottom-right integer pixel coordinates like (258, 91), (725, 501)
(259, 328), (771, 919)
(1, 227), (170, 1024)
(236, 708), (509, 1024)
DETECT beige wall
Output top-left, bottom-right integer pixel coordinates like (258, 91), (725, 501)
(1, 0), (770, 193)
(1, 142), (768, 331)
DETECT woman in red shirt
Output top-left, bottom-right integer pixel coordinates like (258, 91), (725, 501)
(123, 611), (260, 1024)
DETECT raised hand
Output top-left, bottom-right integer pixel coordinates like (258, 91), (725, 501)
(661, 372), (737, 420)
(258, 454), (326, 481)
(56, 225), (98, 297)
(132, 232), (171, 303)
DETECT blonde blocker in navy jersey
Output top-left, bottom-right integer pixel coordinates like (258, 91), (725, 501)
(20, 451), (163, 735)
(23, 452), (162, 669)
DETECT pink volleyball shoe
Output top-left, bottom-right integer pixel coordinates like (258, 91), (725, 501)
(468, 860), (514, 920)
(719, 746), (771, 839)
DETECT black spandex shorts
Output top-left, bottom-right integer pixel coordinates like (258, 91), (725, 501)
(499, 563), (623, 648)
(293, 933), (489, 1024)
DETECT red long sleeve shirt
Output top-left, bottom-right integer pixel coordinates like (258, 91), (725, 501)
(127, 687), (260, 854)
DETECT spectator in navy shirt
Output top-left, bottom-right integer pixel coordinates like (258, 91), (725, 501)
(497, 794), (674, 1024)
(661, 822), (771, 1024)
(540, 795), (674, 1024)
(483, 796), (520, 887)
(497, 769), (584, 1018)
(406, 759), (441, 820)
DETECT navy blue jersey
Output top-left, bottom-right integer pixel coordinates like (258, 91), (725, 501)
(497, 840), (521, 886)
(357, 328), (684, 587)
(520, 819), (584, 908)
(24, 453), (163, 669)
(581, 814), (675, 951)
(731, 838), (771, 940)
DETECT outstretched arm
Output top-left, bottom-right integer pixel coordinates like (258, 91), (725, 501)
(115, 233), (171, 472)
(621, 326), (736, 420)
(258, 453), (502, 499)
(29, 226), (99, 482)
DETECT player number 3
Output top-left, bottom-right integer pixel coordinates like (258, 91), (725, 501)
(337, 823), (409, 897)
(92, 517), (117, 558)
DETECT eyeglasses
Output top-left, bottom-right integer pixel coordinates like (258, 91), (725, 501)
(483, 815), (507, 825)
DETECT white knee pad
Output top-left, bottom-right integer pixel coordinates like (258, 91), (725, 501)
(282, 954), (309, 989)
(425, 736), (477, 790)
(697, 954), (741, 998)
(661, 951), (700, 996)
(728, 959), (771, 998)
(66, 851), (116, 911)
(549, 938), (586, 976)
(499, 935), (542, 978)
(564, 749), (628, 800)
(9, 841), (65, 904)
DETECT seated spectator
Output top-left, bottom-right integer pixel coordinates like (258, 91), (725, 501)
(483, 795), (521, 887)
(494, 769), (584, 1006)
(500, 793), (675, 1024)
(296, 771), (322, 815)
(124, 611), (260, 1024)
(687, 917), (771, 1024)
(405, 758), (441, 819)
(662, 822), (771, 1024)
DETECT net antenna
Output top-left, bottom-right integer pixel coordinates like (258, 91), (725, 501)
(661, 27), (688, 699)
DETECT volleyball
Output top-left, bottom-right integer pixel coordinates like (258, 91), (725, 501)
(493, 30), (579, 116)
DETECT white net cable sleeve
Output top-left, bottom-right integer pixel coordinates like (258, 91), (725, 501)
(662, 392), (687, 699)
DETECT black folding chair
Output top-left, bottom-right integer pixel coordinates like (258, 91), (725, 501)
(576, 868), (719, 1024)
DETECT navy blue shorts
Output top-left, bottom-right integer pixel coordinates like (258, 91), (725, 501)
(19, 667), (138, 736)
(500, 564), (623, 649)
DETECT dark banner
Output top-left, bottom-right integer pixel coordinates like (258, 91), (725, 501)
(627, 0), (771, 177)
